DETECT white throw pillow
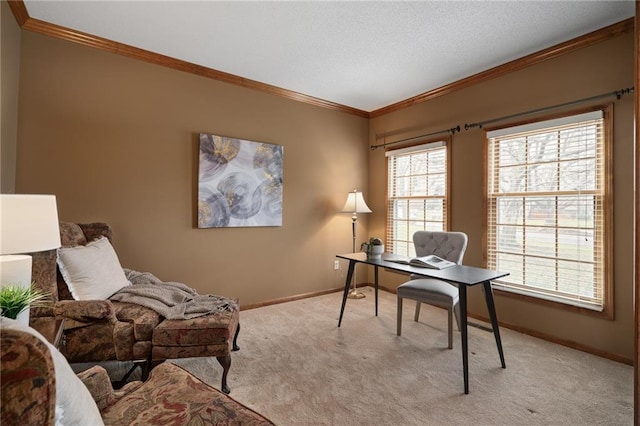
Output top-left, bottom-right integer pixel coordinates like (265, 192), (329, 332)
(57, 237), (131, 300)
(1, 317), (105, 426)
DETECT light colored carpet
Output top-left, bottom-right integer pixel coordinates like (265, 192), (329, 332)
(89, 288), (632, 425)
(168, 288), (633, 425)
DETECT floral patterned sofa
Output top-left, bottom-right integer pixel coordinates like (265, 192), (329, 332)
(1, 322), (274, 426)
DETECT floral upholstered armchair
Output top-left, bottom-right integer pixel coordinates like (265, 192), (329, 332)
(29, 222), (241, 393)
(30, 222), (160, 372)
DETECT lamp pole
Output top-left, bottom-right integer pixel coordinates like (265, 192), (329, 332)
(348, 212), (365, 299)
(341, 189), (371, 299)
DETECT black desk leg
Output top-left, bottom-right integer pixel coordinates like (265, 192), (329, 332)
(338, 260), (355, 327)
(482, 281), (506, 368)
(459, 285), (469, 394)
(374, 266), (379, 316)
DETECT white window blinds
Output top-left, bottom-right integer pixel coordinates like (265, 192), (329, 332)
(486, 110), (609, 311)
(386, 141), (448, 256)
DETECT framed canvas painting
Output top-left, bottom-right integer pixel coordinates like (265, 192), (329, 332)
(198, 133), (283, 228)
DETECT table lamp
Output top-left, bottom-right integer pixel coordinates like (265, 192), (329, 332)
(0, 194), (61, 324)
(341, 189), (371, 299)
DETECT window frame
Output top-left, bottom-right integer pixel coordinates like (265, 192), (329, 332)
(483, 105), (613, 319)
(385, 137), (451, 256)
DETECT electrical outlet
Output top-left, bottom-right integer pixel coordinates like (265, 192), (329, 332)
(334, 260), (340, 270)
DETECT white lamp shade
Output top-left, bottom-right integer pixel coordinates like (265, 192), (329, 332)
(0, 255), (32, 286)
(0, 194), (61, 255)
(341, 191), (372, 214)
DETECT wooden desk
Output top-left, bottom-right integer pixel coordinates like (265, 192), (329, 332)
(336, 252), (509, 394)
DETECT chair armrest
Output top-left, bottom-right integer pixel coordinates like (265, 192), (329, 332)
(54, 300), (117, 322)
(31, 305), (55, 317)
(77, 366), (143, 411)
(1, 328), (56, 426)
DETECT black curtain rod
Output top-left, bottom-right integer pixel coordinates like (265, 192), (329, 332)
(464, 87), (634, 131)
(370, 87), (633, 151)
(371, 125), (460, 150)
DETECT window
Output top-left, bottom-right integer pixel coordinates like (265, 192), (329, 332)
(386, 140), (449, 256)
(485, 109), (611, 314)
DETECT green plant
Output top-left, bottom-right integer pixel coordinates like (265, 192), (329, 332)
(0, 284), (50, 320)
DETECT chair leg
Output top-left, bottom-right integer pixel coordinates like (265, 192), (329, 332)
(216, 354), (232, 394)
(453, 302), (461, 331)
(139, 359), (152, 381)
(232, 323), (240, 351)
(414, 301), (421, 322)
(397, 296), (403, 336)
(447, 306), (453, 349)
(112, 360), (143, 388)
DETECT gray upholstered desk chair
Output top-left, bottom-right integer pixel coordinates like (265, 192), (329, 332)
(396, 231), (468, 349)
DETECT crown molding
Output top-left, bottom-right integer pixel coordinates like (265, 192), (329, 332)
(7, 0), (28, 26)
(369, 18), (635, 118)
(8, 1), (633, 120)
(8, 1), (370, 119)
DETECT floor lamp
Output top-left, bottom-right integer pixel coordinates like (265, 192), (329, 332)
(0, 194), (61, 324)
(341, 189), (371, 299)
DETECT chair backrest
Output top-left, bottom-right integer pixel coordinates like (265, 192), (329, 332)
(412, 231), (468, 264)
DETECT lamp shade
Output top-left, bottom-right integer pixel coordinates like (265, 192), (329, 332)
(341, 190), (372, 214)
(0, 194), (61, 255)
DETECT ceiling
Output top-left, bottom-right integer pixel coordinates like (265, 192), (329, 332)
(22, 1), (635, 113)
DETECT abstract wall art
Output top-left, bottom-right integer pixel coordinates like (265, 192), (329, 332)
(198, 133), (283, 228)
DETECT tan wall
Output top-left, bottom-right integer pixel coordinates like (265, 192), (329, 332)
(368, 33), (635, 360)
(14, 32), (369, 305)
(1, 0), (21, 193)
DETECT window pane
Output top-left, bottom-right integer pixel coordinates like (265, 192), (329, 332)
(559, 127), (597, 160)
(393, 199), (408, 220)
(395, 157), (411, 177)
(559, 159), (595, 191)
(496, 225), (523, 254)
(557, 260), (595, 297)
(425, 199), (444, 222)
(498, 137), (526, 166)
(428, 152), (446, 172)
(395, 240), (410, 256)
(424, 221), (444, 231)
(527, 163), (557, 192)
(428, 174), (446, 195)
(557, 229), (594, 262)
(524, 197), (556, 226)
(528, 132), (558, 163)
(395, 176), (410, 196)
(523, 227), (554, 257)
(499, 165), (526, 193)
(558, 195), (594, 229)
(411, 175), (427, 195)
(497, 198), (523, 225)
(408, 199), (426, 221)
(523, 256), (556, 291)
(411, 153), (427, 175)
(496, 253), (524, 284)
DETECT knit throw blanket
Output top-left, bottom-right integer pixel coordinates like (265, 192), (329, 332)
(109, 269), (237, 320)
